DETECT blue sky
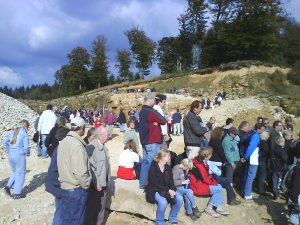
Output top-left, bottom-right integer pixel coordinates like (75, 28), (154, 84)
(0, 0), (299, 88)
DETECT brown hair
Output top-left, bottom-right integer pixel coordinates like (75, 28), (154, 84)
(211, 127), (224, 141)
(10, 120), (30, 145)
(124, 139), (137, 153)
(154, 149), (170, 163)
(198, 147), (213, 160)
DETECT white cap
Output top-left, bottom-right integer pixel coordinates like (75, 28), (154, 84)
(70, 117), (86, 128)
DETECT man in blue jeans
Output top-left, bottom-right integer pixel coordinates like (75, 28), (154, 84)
(240, 123), (265, 200)
(139, 93), (167, 189)
(57, 117), (91, 225)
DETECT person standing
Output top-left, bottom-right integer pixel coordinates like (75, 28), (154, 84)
(2, 120), (30, 199)
(270, 121), (283, 149)
(103, 107), (117, 139)
(172, 109), (182, 136)
(37, 104), (57, 158)
(57, 117), (91, 225)
(84, 127), (111, 225)
(241, 123), (265, 200)
(139, 93), (167, 189)
(117, 108), (127, 133)
(183, 100), (208, 159)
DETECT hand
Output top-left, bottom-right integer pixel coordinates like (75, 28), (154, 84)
(164, 135), (170, 142)
(231, 163), (236, 170)
(240, 158), (246, 163)
(153, 122), (158, 126)
(96, 185), (102, 191)
(168, 189), (176, 198)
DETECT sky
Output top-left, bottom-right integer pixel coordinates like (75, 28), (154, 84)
(0, 0), (299, 88)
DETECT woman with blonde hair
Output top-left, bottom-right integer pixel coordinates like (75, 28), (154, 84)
(117, 139), (141, 180)
(145, 149), (183, 225)
(2, 120), (30, 199)
(172, 158), (201, 220)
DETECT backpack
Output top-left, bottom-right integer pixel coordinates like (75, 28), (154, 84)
(280, 163), (300, 192)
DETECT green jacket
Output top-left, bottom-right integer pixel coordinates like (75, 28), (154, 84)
(222, 134), (240, 165)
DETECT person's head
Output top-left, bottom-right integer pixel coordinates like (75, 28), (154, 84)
(238, 121), (250, 132)
(144, 93), (156, 107)
(228, 127), (238, 139)
(70, 117), (86, 136)
(55, 127), (70, 141)
(275, 136), (285, 147)
(10, 119), (30, 145)
(273, 120), (283, 132)
(211, 127), (224, 141)
(262, 118), (269, 126)
(209, 115), (216, 124)
(260, 131), (270, 141)
(285, 117), (293, 125)
(198, 147), (213, 161)
(47, 104), (53, 110)
(190, 100), (201, 115)
(179, 158), (193, 171)
(155, 94), (167, 109)
(225, 118), (234, 127)
(154, 149), (170, 164)
(176, 108), (180, 112)
(56, 116), (67, 128)
(284, 130), (293, 141)
(120, 108), (124, 113)
(85, 127), (96, 143)
(257, 116), (263, 124)
(94, 127), (109, 144)
(127, 120), (135, 129)
(108, 107), (113, 112)
(124, 139), (137, 153)
(254, 123), (265, 134)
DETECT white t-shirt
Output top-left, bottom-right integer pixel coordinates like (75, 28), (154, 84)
(118, 149), (140, 168)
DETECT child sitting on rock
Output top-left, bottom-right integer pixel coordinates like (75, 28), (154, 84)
(117, 139), (141, 180)
(172, 158), (201, 221)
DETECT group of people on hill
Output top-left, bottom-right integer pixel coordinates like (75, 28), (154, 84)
(2, 92), (300, 225)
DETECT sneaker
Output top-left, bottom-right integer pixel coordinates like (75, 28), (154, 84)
(205, 208), (220, 218)
(192, 206), (201, 218)
(244, 195), (256, 200)
(228, 199), (241, 206)
(216, 208), (230, 216)
(4, 186), (11, 197)
(187, 213), (198, 221)
(12, 194), (21, 199)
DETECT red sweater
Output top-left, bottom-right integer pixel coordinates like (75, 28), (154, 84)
(189, 158), (218, 196)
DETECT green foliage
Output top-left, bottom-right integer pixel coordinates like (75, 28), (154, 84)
(157, 37), (179, 74)
(125, 27), (156, 78)
(287, 61), (300, 85)
(115, 50), (133, 81)
(108, 74), (116, 85)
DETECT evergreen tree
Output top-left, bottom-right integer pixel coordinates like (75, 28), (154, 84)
(157, 37), (179, 74)
(116, 50), (133, 81)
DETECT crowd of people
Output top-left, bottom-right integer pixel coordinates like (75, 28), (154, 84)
(2, 93), (300, 225)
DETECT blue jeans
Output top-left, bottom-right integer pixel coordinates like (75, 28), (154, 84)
(176, 186), (195, 215)
(290, 195), (300, 225)
(119, 123), (126, 132)
(7, 150), (26, 195)
(53, 198), (63, 225)
(243, 164), (258, 197)
(155, 192), (183, 225)
(225, 164), (234, 184)
(139, 143), (160, 188)
(61, 187), (88, 225)
(200, 139), (208, 148)
(272, 172), (283, 199)
(209, 184), (224, 207)
(41, 134), (48, 158)
(257, 161), (267, 194)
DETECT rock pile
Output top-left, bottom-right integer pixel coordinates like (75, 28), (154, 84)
(0, 92), (38, 157)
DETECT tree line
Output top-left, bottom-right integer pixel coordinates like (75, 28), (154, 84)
(2, 0), (300, 100)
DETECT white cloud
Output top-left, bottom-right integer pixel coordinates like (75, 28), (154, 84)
(0, 66), (23, 86)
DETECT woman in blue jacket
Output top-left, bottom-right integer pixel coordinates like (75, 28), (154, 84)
(2, 120), (30, 199)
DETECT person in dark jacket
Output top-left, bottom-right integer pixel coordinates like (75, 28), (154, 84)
(172, 109), (182, 136)
(209, 127), (227, 165)
(289, 158), (300, 225)
(183, 100), (208, 159)
(45, 127), (70, 225)
(145, 150), (183, 225)
(117, 108), (127, 132)
(284, 130), (295, 165)
(45, 116), (67, 157)
(139, 93), (167, 189)
(270, 136), (288, 200)
(256, 131), (270, 194)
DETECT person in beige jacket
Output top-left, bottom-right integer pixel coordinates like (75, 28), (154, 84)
(57, 117), (91, 225)
(84, 126), (111, 225)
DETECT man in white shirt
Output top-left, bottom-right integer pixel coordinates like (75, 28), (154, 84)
(153, 94), (170, 150)
(37, 104), (57, 158)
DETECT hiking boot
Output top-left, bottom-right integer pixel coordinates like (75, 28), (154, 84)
(228, 199), (241, 206)
(205, 208), (220, 218)
(187, 213), (198, 221)
(12, 194), (21, 199)
(216, 208), (230, 216)
(4, 186), (11, 197)
(192, 206), (201, 218)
